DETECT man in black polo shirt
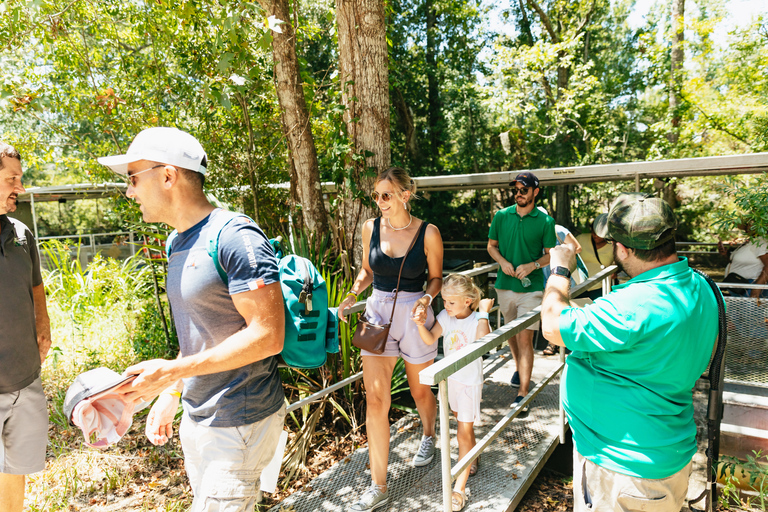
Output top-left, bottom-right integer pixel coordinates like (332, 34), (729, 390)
(0, 142), (51, 512)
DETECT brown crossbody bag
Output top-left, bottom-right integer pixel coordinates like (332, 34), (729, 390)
(352, 221), (424, 354)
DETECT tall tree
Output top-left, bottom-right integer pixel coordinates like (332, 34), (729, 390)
(668, 0), (684, 147)
(335, 0), (390, 262)
(257, 0), (330, 234)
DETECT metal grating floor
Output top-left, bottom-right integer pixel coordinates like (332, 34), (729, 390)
(269, 350), (565, 512)
(724, 296), (768, 387)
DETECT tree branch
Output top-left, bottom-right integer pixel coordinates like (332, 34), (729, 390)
(682, 96), (750, 146)
(526, 0), (558, 43)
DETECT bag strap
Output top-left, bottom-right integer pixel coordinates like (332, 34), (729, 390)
(688, 268), (728, 512)
(387, 220), (426, 324)
(590, 235), (603, 265)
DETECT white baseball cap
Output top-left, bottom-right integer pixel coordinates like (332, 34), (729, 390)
(97, 127), (208, 175)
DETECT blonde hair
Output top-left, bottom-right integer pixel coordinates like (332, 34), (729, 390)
(442, 274), (482, 311)
(376, 166), (417, 209)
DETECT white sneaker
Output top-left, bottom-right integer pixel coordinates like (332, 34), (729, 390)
(412, 435), (436, 467)
(348, 484), (389, 511)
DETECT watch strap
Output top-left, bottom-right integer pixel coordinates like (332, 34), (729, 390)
(552, 266), (571, 279)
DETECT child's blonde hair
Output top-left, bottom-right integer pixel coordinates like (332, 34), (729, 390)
(442, 274), (483, 311)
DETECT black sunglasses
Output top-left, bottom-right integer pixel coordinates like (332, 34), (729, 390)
(514, 187), (530, 195)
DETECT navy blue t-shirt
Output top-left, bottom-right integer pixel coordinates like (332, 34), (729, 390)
(167, 209), (284, 427)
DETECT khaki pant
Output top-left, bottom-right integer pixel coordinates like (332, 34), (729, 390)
(573, 448), (691, 512)
(181, 404), (286, 512)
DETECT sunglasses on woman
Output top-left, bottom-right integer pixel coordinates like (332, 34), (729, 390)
(371, 191), (396, 202)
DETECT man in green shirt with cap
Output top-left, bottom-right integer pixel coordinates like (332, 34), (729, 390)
(487, 172), (557, 409)
(541, 193), (719, 512)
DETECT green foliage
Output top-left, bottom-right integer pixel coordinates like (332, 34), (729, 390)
(42, 239), (152, 322)
(717, 450), (768, 510)
(712, 174), (768, 241)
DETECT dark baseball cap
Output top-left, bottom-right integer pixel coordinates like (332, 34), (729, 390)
(594, 193), (677, 250)
(510, 171), (539, 189)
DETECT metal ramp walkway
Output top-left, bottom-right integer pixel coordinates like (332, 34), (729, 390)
(269, 350), (565, 512)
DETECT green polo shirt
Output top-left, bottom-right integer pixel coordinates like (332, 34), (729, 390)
(559, 258), (720, 479)
(488, 205), (556, 292)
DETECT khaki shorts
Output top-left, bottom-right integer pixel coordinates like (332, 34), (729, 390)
(573, 447), (691, 512)
(495, 289), (543, 331)
(0, 377), (48, 475)
(180, 404), (286, 512)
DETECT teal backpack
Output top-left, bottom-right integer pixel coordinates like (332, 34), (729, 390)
(166, 210), (339, 369)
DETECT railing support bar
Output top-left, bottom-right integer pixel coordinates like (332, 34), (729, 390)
(449, 362), (564, 480)
(439, 380), (452, 512)
(286, 371), (364, 414)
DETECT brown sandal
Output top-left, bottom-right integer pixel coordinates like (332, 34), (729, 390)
(452, 490), (467, 511)
(543, 343), (560, 355)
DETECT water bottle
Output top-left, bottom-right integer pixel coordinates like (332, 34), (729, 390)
(521, 276), (531, 288)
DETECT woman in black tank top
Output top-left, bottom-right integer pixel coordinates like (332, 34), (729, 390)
(339, 167), (444, 510)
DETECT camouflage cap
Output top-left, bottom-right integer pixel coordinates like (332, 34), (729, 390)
(594, 193), (677, 250)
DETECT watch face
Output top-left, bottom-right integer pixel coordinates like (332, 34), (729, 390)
(553, 266), (571, 278)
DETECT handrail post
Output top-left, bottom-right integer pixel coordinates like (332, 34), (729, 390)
(439, 380), (452, 512)
(559, 346), (566, 443)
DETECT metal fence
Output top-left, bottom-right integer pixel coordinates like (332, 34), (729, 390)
(717, 283), (768, 388)
(37, 231), (138, 271)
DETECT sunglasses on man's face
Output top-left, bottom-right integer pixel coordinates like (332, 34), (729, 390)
(126, 164), (164, 187)
(514, 187), (530, 196)
(371, 191), (395, 203)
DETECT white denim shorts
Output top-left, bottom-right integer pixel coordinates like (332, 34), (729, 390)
(441, 379), (482, 423)
(180, 404), (286, 512)
(359, 289), (437, 364)
(0, 377), (47, 474)
(495, 289), (543, 331)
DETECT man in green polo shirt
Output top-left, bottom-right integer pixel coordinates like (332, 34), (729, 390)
(541, 193), (719, 512)
(487, 172), (556, 409)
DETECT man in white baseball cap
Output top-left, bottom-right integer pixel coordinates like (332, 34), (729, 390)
(98, 127), (208, 176)
(99, 127), (286, 511)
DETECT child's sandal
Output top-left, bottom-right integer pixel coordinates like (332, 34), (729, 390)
(452, 490), (467, 511)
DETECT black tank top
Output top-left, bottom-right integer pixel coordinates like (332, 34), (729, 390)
(369, 217), (429, 292)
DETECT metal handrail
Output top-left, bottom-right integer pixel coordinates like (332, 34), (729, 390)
(717, 283), (768, 290)
(419, 266), (618, 512)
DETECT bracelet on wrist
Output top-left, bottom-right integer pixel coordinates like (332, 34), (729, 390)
(423, 293), (434, 305)
(345, 290), (358, 300)
(475, 311), (490, 321)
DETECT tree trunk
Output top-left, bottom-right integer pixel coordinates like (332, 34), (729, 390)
(668, 0), (684, 147)
(258, 0), (329, 236)
(426, 0), (441, 172)
(336, 0), (390, 266)
(555, 184), (572, 230)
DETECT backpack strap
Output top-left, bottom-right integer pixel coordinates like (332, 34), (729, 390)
(205, 209), (256, 286)
(164, 209), (254, 287)
(165, 230), (179, 257)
